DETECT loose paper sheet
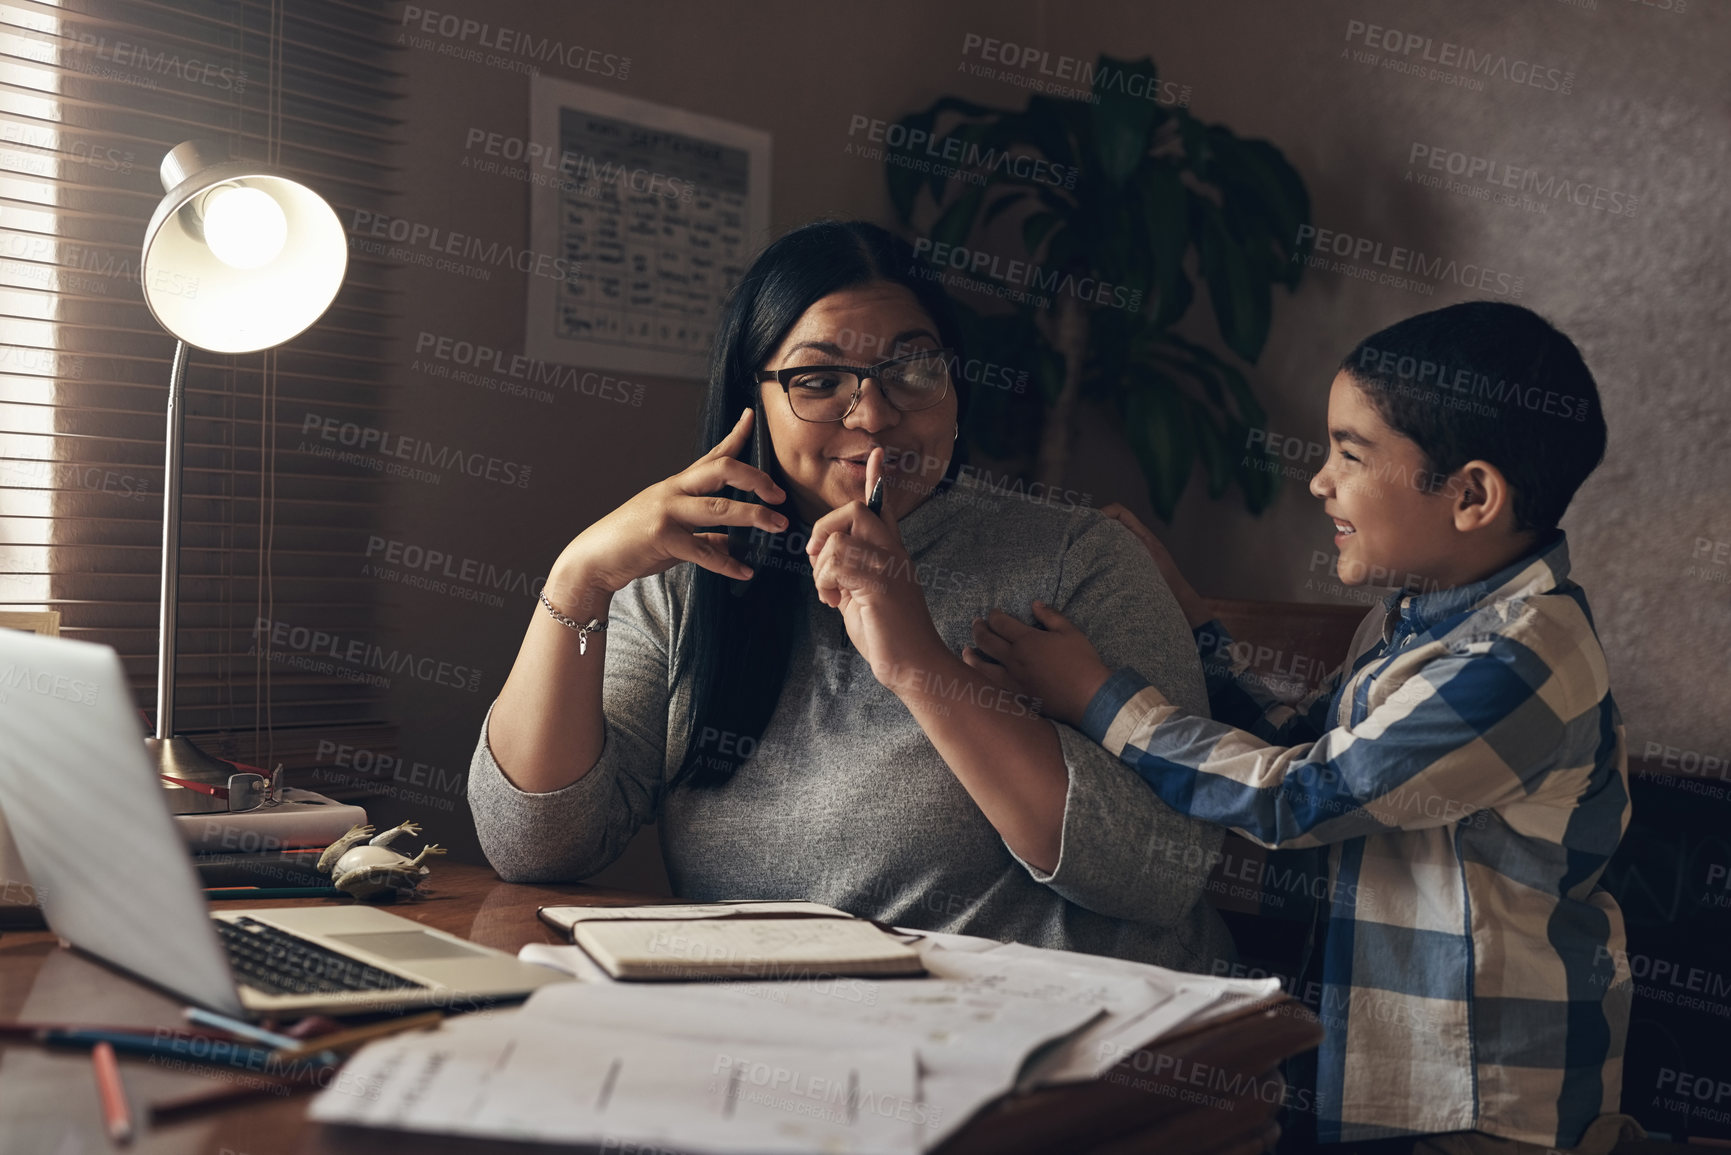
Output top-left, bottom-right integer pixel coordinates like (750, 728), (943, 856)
(311, 1015), (921, 1155)
(522, 979), (1101, 1147)
(519, 926), (1284, 1089)
(914, 940), (1280, 1086)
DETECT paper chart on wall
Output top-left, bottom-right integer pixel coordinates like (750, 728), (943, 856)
(525, 76), (772, 379)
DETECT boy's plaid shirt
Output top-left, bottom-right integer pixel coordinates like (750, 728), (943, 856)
(1079, 533), (1632, 1146)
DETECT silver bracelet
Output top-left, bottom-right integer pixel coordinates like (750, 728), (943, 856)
(540, 590), (608, 655)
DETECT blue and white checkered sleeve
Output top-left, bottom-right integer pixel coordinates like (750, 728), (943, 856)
(1193, 619), (1341, 743)
(1080, 634), (1570, 849)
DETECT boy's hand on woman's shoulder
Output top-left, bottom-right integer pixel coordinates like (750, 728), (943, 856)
(964, 601), (1113, 729)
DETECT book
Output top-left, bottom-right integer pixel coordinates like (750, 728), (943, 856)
(191, 849), (329, 888)
(173, 788), (367, 854)
(536, 901), (926, 982)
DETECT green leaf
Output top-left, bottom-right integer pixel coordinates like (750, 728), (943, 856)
(1088, 55), (1163, 187)
(1142, 165), (1189, 326)
(1192, 409), (1233, 499)
(1124, 374), (1194, 521)
(1018, 96), (1083, 172)
(1235, 136), (1311, 251)
(983, 189), (1027, 226)
(1198, 204), (1271, 363)
(1175, 350), (1227, 409)
(1046, 225), (1084, 273)
(930, 185), (985, 250)
(1022, 211), (1061, 255)
(1234, 438), (1282, 513)
(1033, 342), (1066, 406)
(1206, 349), (1266, 427)
(1204, 128), (1311, 292)
(1177, 110), (1207, 166)
(1156, 334), (1268, 427)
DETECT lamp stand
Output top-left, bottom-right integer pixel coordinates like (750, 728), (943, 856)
(144, 339), (232, 784)
(138, 140), (347, 785)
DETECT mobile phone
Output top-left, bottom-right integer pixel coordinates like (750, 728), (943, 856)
(725, 404), (772, 592)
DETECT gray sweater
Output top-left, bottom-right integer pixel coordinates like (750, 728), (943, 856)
(469, 479), (1235, 973)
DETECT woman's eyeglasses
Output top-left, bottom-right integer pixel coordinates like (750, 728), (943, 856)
(161, 765), (284, 813)
(756, 348), (954, 423)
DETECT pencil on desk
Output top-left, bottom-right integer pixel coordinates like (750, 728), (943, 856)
(267, 1009), (443, 1060)
(91, 1040), (133, 1144)
(182, 1006), (300, 1050)
(148, 1077), (305, 1121)
(44, 1028), (338, 1075)
(0, 1021), (229, 1042)
(203, 886), (347, 899)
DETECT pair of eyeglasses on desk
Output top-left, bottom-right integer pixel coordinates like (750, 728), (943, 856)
(159, 764), (285, 813)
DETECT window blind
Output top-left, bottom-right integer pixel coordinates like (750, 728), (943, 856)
(0, 0), (402, 773)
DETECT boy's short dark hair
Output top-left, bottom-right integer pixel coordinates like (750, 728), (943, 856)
(1340, 301), (1607, 532)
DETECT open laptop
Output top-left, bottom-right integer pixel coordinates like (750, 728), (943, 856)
(0, 628), (569, 1019)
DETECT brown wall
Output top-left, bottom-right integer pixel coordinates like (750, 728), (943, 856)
(358, 0), (1729, 890)
(1052, 0), (1731, 773)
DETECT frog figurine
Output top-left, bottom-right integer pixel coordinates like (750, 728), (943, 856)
(316, 820), (445, 901)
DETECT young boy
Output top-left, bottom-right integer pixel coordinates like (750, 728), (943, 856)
(965, 302), (1639, 1155)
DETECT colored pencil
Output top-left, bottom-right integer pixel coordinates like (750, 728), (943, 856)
(183, 1006), (300, 1050)
(42, 1028), (338, 1074)
(91, 1041), (134, 1144)
(0, 1021), (227, 1041)
(203, 886), (347, 899)
(267, 1009), (443, 1059)
(148, 1076), (309, 1121)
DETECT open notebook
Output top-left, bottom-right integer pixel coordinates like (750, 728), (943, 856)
(536, 900), (927, 981)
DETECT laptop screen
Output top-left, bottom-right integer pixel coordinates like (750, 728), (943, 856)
(0, 630), (245, 1016)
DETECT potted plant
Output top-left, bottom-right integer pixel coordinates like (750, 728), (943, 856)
(886, 54), (1312, 519)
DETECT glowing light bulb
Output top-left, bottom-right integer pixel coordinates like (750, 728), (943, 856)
(201, 186), (287, 269)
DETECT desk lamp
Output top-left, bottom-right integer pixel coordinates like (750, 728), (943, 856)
(139, 140), (347, 780)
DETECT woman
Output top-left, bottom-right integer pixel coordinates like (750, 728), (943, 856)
(469, 220), (1233, 971)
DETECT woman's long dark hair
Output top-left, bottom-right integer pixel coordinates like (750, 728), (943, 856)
(672, 220), (972, 789)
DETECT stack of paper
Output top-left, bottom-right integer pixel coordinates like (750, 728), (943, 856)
(521, 925), (1285, 1088)
(312, 921), (1282, 1154)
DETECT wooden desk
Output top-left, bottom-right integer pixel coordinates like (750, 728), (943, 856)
(0, 863), (1320, 1154)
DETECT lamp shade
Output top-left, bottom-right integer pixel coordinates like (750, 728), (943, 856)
(140, 140), (347, 354)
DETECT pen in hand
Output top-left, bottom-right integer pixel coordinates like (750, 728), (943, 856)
(866, 444), (886, 516)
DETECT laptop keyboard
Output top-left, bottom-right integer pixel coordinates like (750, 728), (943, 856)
(215, 916), (427, 996)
